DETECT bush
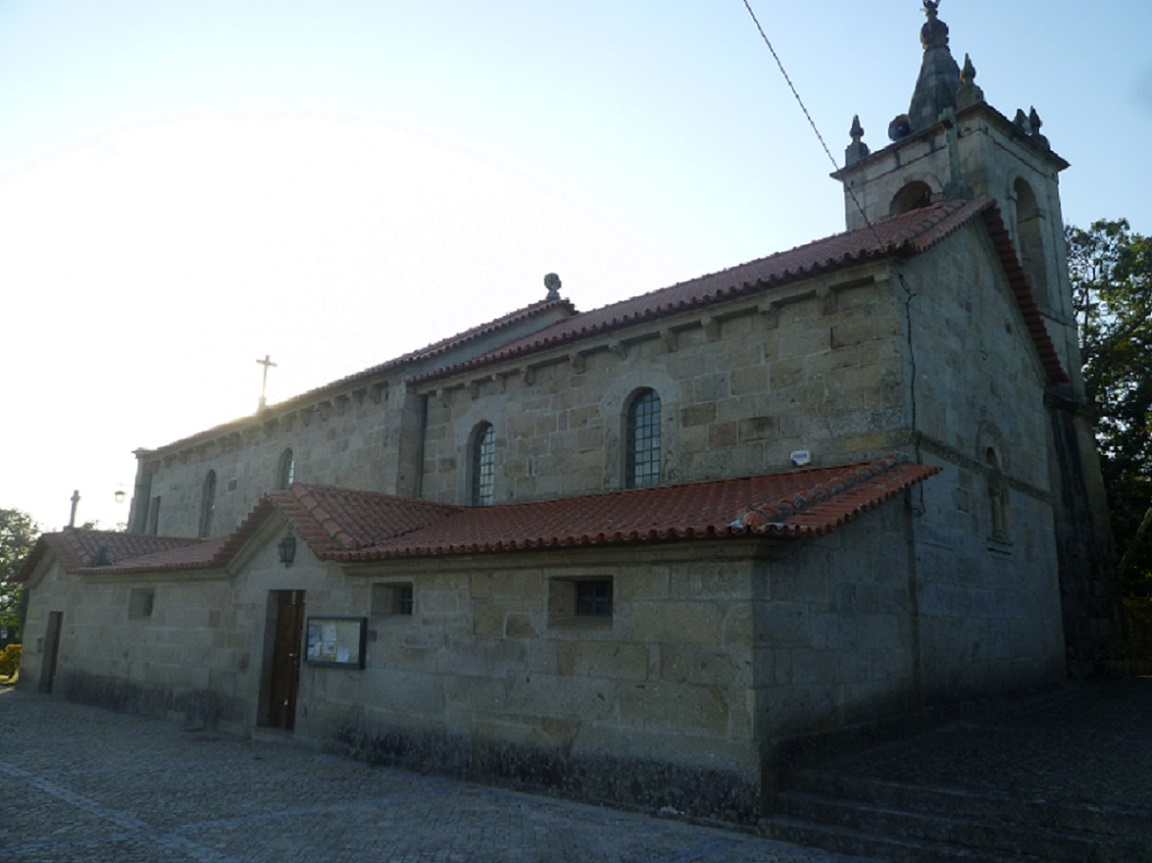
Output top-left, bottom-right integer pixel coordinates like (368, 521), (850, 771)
(0, 643), (21, 679)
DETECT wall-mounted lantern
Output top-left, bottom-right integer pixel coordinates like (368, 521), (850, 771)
(277, 534), (297, 567)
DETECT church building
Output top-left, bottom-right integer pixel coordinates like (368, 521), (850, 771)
(13, 4), (1121, 821)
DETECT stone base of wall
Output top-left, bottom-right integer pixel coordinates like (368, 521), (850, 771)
(58, 671), (246, 731)
(1123, 603), (1152, 677)
(332, 720), (761, 824)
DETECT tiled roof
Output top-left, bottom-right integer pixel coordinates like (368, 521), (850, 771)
(413, 197), (1067, 385)
(330, 456), (939, 561)
(11, 458), (939, 579)
(11, 531), (204, 582)
(979, 205), (1069, 383)
(218, 484), (462, 561)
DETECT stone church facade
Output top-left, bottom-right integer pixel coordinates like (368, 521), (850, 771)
(13, 5), (1121, 821)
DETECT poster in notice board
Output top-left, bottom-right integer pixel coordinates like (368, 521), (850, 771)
(305, 617), (366, 668)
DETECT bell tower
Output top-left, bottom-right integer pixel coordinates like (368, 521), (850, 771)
(833, 1), (1079, 387)
(836, 1), (1125, 677)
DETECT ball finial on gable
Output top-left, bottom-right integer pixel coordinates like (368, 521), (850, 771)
(544, 273), (562, 301)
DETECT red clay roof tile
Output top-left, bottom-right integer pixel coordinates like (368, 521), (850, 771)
(329, 456), (939, 561)
(11, 531), (205, 582)
(413, 197), (1067, 385)
(13, 459), (939, 579)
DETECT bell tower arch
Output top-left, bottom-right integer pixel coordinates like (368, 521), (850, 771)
(832, 0), (1079, 390)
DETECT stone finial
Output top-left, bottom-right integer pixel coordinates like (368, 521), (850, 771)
(1013, 108), (1031, 134)
(956, 53), (985, 109)
(845, 114), (870, 165)
(1028, 106), (1050, 149)
(544, 272), (561, 301)
(960, 52), (976, 85)
(920, 0), (949, 49)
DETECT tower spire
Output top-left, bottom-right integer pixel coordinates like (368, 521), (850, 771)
(906, 0), (961, 134)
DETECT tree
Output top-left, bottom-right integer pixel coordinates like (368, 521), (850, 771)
(1, 508), (40, 638)
(1067, 219), (1152, 596)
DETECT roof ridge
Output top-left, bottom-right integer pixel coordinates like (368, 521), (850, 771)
(411, 200), (992, 385)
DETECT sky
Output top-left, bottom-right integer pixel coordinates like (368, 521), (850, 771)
(2, 1), (1150, 533)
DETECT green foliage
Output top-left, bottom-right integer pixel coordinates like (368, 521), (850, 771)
(0, 508), (40, 636)
(0, 643), (21, 679)
(1068, 219), (1152, 596)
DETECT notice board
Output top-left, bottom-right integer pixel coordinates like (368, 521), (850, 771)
(305, 617), (366, 669)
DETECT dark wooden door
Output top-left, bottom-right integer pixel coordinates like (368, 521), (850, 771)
(39, 611), (63, 694)
(267, 590), (305, 729)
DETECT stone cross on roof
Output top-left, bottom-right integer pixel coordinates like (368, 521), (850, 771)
(257, 353), (277, 412)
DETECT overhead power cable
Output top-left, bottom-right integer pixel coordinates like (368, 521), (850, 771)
(739, 0), (878, 242)
(740, 1), (925, 485)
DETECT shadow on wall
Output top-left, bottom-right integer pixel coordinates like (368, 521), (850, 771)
(1124, 603), (1152, 676)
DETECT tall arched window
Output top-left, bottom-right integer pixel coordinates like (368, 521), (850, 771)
(626, 388), (661, 489)
(1013, 178), (1049, 309)
(471, 422), (495, 506)
(277, 448), (295, 490)
(198, 470), (217, 538)
(986, 447), (1009, 542)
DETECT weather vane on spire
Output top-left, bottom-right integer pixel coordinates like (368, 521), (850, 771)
(257, 354), (277, 412)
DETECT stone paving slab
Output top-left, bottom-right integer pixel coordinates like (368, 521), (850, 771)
(818, 678), (1152, 814)
(0, 688), (875, 863)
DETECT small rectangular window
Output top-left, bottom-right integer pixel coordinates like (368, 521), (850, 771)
(548, 577), (614, 628)
(396, 584), (413, 615)
(576, 580), (613, 617)
(128, 588), (155, 620)
(371, 582), (414, 617)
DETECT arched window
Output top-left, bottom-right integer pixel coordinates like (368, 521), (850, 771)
(890, 180), (933, 217)
(1013, 178), (1049, 309)
(986, 447), (1009, 542)
(626, 389), (661, 489)
(471, 422), (495, 506)
(277, 448), (295, 490)
(198, 470), (217, 538)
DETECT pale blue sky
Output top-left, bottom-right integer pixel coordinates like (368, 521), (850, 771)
(2, 1), (1150, 531)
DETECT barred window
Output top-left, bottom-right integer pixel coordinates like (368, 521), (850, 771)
(371, 582), (414, 617)
(548, 577), (615, 628)
(278, 448), (296, 490)
(576, 579), (613, 617)
(626, 389), (661, 488)
(471, 423), (495, 506)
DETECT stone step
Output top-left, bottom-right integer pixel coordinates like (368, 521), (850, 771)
(774, 790), (1150, 863)
(764, 814), (1055, 863)
(786, 768), (1152, 844)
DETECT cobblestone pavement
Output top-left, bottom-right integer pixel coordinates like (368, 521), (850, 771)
(0, 687), (873, 863)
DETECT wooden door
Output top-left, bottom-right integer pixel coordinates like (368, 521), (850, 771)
(39, 611), (63, 694)
(267, 590), (305, 729)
